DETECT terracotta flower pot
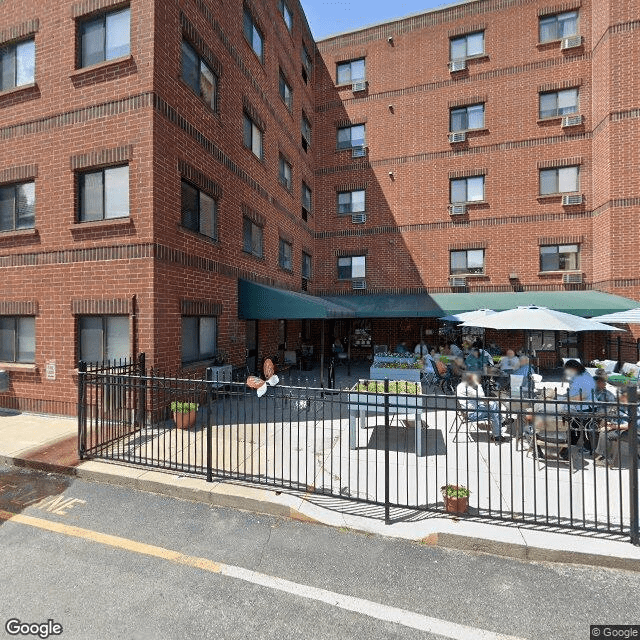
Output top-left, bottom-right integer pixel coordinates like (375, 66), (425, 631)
(441, 486), (469, 514)
(173, 409), (197, 430)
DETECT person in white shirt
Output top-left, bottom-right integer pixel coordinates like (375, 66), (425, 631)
(456, 372), (506, 442)
(499, 350), (520, 373)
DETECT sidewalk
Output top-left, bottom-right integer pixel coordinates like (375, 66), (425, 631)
(1, 409), (639, 572)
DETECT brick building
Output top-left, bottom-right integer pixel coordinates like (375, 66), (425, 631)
(0, 0), (638, 413)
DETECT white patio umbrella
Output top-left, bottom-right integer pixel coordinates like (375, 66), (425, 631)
(459, 305), (621, 332)
(440, 308), (497, 323)
(590, 308), (640, 325)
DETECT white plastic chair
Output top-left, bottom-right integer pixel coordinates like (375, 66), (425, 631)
(510, 374), (524, 397)
(562, 357), (581, 366)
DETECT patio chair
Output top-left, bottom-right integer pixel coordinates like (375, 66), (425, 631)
(450, 401), (491, 442)
(621, 362), (640, 378)
(525, 411), (575, 470)
(562, 357), (581, 367)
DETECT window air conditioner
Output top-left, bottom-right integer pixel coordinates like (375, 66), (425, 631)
(563, 272), (583, 284)
(448, 131), (466, 143)
(562, 194), (583, 206)
(561, 114), (583, 127)
(560, 35), (582, 50)
(352, 146), (366, 158)
(351, 213), (367, 224)
(448, 59), (467, 72)
(448, 204), (467, 216)
(352, 279), (367, 290)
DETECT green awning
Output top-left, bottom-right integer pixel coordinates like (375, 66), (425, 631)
(238, 279), (353, 320)
(322, 291), (639, 319)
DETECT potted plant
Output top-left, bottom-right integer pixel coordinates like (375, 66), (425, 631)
(171, 401), (198, 429)
(441, 484), (470, 514)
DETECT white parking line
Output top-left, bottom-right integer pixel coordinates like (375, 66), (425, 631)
(0, 509), (525, 640)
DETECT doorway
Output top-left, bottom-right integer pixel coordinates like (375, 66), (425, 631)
(245, 320), (258, 374)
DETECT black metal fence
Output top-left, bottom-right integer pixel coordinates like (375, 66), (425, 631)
(78, 362), (640, 544)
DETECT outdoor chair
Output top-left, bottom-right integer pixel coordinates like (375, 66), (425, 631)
(451, 402), (491, 442)
(591, 359), (618, 374)
(562, 357), (581, 366)
(525, 410), (575, 470)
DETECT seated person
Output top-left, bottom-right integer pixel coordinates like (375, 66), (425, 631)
(450, 356), (466, 378)
(396, 341), (409, 354)
(594, 390), (638, 464)
(514, 356), (533, 378)
(449, 342), (463, 357)
(562, 359), (597, 455)
(465, 348), (484, 371)
(487, 342), (502, 357)
(332, 338), (344, 355)
(499, 350), (520, 373)
(456, 372), (507, 443)
(414, 339), (430, 356)
(594, 373), (615, 404)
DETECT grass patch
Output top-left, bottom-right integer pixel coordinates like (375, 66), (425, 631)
(355, 381), (420, 394)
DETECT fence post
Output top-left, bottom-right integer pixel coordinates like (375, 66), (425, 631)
(384, 378), (390, 525)
(77, 361), (87, 459)
(206, 382), (212, 483)
(136, 352), (146, 428)
(617, 336), (622, 367)
(628, 386), (639, 546)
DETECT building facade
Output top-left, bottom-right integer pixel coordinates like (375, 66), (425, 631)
(0, 0), (638, 413)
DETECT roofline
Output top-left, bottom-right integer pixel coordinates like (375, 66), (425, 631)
(315, 0), (481, 43)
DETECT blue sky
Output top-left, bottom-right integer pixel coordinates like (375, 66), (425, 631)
(302, 0), (455, 40)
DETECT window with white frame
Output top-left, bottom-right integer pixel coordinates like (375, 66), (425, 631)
(336, 58), (365, 84)
(539, 244), (580, 272)
(450, 249), (485, 275)
(450, 31), (484, 60)
(279, 70), (292, 110)
(0, 316), (35, 363)
(337, 124), (365, 150)
(182, 316), (217, 364)
(539, 166), (579, 195)
(242, 217), (263, 257)
(337, 255), (366, 279)
(0, 181), (35, 231)
(539, 88), (578, 118)
(243, 112), (263, 159)
(337, 189), (365, 214)
(450, 176), (484, 203)
(181, 180), (217, 240)
(181, 40), (218, 111)
(278, 0), (293, 31)
(78, 165), (129, 222)
(278, 155), (292, 190)
(539, 11), (578, 43)
(243, 8), (263, 62)
(450, 104), (485, 131)
(279, 238), (292, 271)
(78, 316), (129, 363)
(0, 38), (35, 90)
(79, 6), (130, 68)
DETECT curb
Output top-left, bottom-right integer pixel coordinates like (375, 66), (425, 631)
(2, 453), (639, 572)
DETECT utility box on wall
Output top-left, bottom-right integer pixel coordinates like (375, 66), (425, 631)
(0, 371), (8, 393)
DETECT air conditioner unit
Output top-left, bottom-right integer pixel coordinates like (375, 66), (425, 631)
(448, 131), (466, 144)
(448, 204), (467, 216)
(563, 272), (583, 284)
(448, 59), (467, 72)
(449, 276), (467, 287)
(562, 114), (583, 127)
(352, 279), (367, 290)
(560, 35), (583, 50)
(351, 213), (367, 224)
(352, 145), (366, 158)
(562, 194), (583, 206)
(352, 81), (367, 92)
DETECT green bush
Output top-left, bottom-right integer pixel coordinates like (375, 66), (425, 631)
(171, 401), (198, 413)
(441, 484), (470, 499)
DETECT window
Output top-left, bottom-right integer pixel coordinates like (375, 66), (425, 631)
(337, 189), (365, 214)
(182, 316), (217, 364)
(301, 114), (311, 151)
(530, 330), (557, 351)
(336, 58), (365, 85)
(539, 166), (579, 195)
(450, 176), (484, 203)
(243, 113), (263, 159)
(337, 255), (366, 279)
(302, 252), (312, 280)
(78, 316), (129, 363)
(450, 31), (484, 60)
(450, 104), (485, 131)
(337, 124), (365, 150)
(243, 8), (263, 62)
(279, 238), (292, 271)
(450, 249), (485, 275)
(540, 244), (579, 272)
(539, 11), (578, 43)
(278, 155), (292, 190)
(301, 43), (312, 83)
(0, 317), (35, 363)
(243, 217), (263, 257)
(0, 39), (35, 90)
(78, 165), (129, 222)
(279, 70), (292, 110)
(181, 40), (218, 111)
(539, 88), (578, 119)
(0, 181), (35, 232)
(79, 6), (130, 68)
(302, 182), (312, 216)
(181, 180), (217, 240)
(278, 0), (293, 31)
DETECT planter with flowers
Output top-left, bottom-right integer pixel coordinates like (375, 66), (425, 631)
(171, 401), (199, 429)
(441, 484), (470, 514)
